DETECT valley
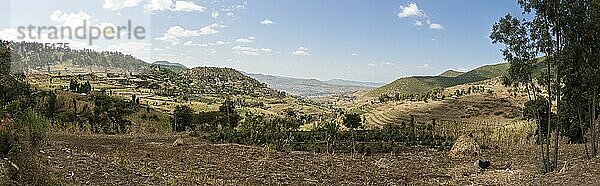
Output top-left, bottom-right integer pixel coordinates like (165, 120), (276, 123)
(1, 0), (600, 183)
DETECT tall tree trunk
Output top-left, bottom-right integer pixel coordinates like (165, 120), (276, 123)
(590, 93), (598, 157)
(529, 80), (548, 172)
(578, 109), (590, 159)
(554, 71), (560, 170)
(546, 57), (552, 171)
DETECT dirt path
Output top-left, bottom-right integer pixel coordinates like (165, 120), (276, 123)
(43, 133), (600, 185)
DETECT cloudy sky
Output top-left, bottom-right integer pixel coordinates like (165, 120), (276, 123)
(0, 0), (524, 83)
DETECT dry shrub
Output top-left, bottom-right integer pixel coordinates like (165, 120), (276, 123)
(0, 110), (62, 185)
(450, 135), (480, 158)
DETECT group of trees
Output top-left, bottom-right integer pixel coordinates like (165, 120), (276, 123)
(378, 88), (445, 103)
(172, 100), (241, 132)
(491, 0), (600, 173)
(69, 79), (92, 94)
(89, 93), (135, 134)
(378, 86), (494, 104)
(6, 40), (149, 73)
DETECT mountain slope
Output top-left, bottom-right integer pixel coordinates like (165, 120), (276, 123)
(152, 61), (188, 73)
(246, 73), (374, 97)
(182, 67), (281, 97)
(369, 63), (509, 96)
(6, 40), (150, 73)
(439, 70), (464, 77)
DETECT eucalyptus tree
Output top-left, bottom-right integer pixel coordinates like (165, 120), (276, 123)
(491, 14), (551, 172)
(493, 0), (600, 172)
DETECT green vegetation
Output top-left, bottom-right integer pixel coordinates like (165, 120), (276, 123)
(7, 41), (149, 73)
(210, 114), (452, 153)
(439, 70), (465, 77)
(343, 113), (363, 130)
(0, 41), (61, 184)
(369, 63), (509, 96)
(491, 0), (600, 173)
(69, 79), (92, 94)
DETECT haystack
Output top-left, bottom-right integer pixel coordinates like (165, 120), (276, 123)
(173, 138), (185, 146)
(450, 135), (479, 157)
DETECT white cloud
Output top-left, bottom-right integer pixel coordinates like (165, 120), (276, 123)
(260, 48), (272, 52)
(199, 25), (219, 35)
(232, 45), (272, 56)
(398, 2), (424, 18)
(367, 63), (376, 67)
(351, 53), (360, 56)
(260, 19), (274, 25)
(208, 40), (226, 46)
(430, 38), (438, 42)
(226, 12), (235, 17)
(145, 0), (173, 12)
(145, 0), (205, 13)
(429, 23), (445, 30)
(103, 0), (143, 10)
(235, 36), (255, 43)
(50, 10), (92, 28)
(172, 1), (206, 12)
(289, 47), (310, 56)
(384, 62), (396, 66)
(414, 20), (423, 26)
(211, 10), (219, 19)
(156, 24), (220, 45)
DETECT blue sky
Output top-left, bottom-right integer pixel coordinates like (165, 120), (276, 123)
(0, 0), (524, 83)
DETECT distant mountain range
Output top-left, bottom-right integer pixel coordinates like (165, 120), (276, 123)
(323, 79), (384, 88)
(245, 73), (382, 97)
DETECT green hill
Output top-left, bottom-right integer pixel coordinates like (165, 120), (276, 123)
(5, 40), (150, 73)
(180, 67), (282, 97)
(152, 61), (188, 73)
(439, 70), (464, 77)
(368, 63), (509, 96)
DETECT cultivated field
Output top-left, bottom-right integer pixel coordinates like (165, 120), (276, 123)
(15, 133), (600, 185)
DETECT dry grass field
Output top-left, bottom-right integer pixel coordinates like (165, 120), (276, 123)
(17, 133), (598, 185)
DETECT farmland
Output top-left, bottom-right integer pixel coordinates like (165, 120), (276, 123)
(2, 133), (595, 185)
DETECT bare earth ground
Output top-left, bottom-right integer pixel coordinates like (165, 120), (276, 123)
(40, 133), (600, 185)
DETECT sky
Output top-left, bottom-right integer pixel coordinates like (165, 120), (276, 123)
(0, 0), (525, 83)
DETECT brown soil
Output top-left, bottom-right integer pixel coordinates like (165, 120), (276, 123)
(41, 133), (600, 185)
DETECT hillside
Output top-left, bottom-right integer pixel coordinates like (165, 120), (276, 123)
(181, 67), (281, 97)
(246, 73), (375, 97)
(152, 61), (188, 73)
(439, 70), (464, 77)
(6, 40), (150, 74)
(368, 63), (509, 96)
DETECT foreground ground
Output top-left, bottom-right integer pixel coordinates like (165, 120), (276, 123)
(22, 133), (600, 185)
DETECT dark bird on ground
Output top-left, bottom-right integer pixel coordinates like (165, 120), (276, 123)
(474, 160), (491, 169)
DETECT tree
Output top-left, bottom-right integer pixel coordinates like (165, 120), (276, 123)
(91, 94), (134, 134)
(490, 13), (552, 172)
(69, 80), (79, 92)
(172, 105), (195, 132)
(46, 91), (57, 118)
(219, 99), (240, 129)
(495, 0), (600, 172)
(343, 113), (362, 130)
